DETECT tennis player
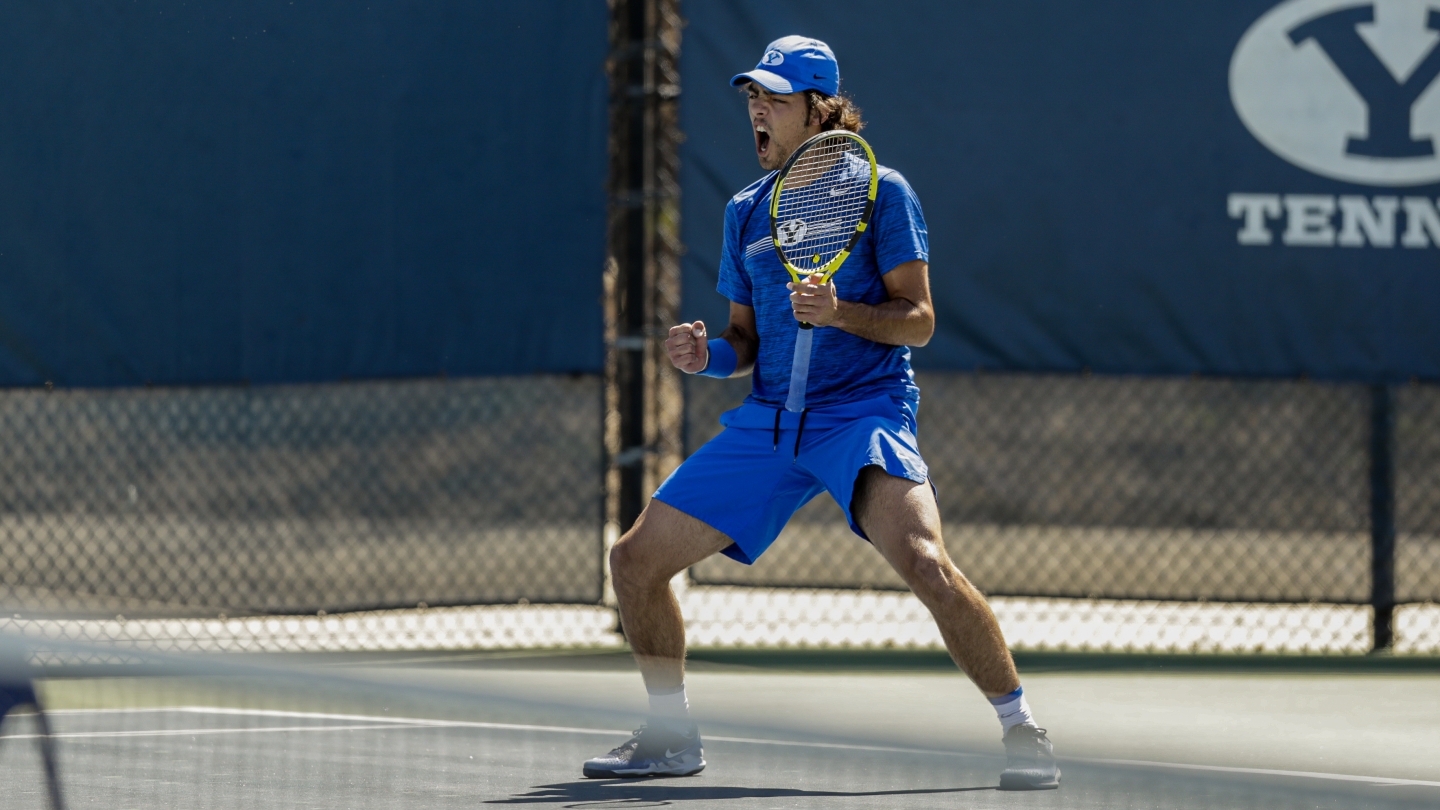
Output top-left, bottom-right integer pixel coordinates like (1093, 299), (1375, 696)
(584, 36), (1060, 791)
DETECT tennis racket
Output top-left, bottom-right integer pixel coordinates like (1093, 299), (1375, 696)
(769, 129), (879, 412)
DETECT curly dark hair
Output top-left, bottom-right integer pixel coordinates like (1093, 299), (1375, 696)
(804, 89), (865, 133)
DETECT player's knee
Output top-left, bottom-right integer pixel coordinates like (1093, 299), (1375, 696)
(609, 531), (663, 592)
(900, 548), (963, 603)
(608, 536), (642, 586)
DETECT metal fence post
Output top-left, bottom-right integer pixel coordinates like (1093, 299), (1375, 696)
(1370, 383), (1396, 652)
(603, 0), (685, 604)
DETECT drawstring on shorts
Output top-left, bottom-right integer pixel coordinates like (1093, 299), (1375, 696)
(772, 407), (810, 458)
(793, 408), (809, 458)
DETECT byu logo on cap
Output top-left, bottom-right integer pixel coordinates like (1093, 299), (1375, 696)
(1231, 0), (1440, 186)
(732, 35), (840, 97)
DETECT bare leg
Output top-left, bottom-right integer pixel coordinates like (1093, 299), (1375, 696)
(610, 500), (733, 691)
(852, 466), (1020, 697)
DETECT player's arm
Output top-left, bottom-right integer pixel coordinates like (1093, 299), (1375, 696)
(664, 301), (759, 377)
(787, 259), (934, 347)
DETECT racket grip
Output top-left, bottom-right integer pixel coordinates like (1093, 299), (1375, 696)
(784, 325), (814, 413)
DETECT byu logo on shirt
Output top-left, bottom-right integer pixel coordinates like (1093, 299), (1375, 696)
(761, 49), (785, 66)
(1232, 0), (1440, 185)
(776, 219), (808, 247)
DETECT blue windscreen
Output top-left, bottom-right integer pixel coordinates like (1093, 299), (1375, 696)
(0, 1), (608, 386)
(681, 1), (1440, 381)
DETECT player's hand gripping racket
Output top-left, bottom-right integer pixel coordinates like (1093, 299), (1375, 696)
(770, 129), (878, 412)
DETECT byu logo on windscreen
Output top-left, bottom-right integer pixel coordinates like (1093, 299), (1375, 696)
(776, 219), (808, 247)
(1232, 0), (1440, 185)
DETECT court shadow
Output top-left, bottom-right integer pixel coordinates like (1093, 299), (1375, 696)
(488, 779), (996, 805)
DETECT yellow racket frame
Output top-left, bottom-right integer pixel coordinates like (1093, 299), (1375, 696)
(769, 129), (879, 286)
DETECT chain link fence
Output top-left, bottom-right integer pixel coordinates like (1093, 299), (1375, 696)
(684, 372), (1440, 653)
(1395, 386), (1440, 651)
(4, 370), (1438, 654)
(1396, 386), (1440, 604)
(0, 376), (604, 626)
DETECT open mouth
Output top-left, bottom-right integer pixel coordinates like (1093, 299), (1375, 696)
(755, 125), (770, 157)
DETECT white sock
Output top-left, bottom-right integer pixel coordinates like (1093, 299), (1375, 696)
(647, 684), (690, 729)
(989, 686), (1033, 734)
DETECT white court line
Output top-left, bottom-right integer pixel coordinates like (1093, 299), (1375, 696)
(1069, 757), (1440, 789)
(183, 707), (992, 760)
(4, 723), (434, 741)
(176, 706), (633, 737)
(28, 706), (1440, 790)
(36, 706), (634, 739)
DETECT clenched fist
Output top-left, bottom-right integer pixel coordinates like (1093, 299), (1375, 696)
(666, 321), (709, 374)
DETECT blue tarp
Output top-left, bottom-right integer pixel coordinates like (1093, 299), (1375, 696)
(0, 1), (608, 386)
(681, 1), (1440, 381)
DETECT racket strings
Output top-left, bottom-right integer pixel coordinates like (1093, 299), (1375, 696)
(774, 138), (870, 271)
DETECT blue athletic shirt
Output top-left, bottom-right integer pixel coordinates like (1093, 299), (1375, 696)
(717, 165), (929, 412)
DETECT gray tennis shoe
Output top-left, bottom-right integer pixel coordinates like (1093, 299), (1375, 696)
(999, 723), (1061, 790)
(582, 722), (706, 778)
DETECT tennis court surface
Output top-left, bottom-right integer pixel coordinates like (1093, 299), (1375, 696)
(2, 641), (1435, 810)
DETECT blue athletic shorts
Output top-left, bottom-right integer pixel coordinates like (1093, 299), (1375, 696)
(652, 394), (930, 564)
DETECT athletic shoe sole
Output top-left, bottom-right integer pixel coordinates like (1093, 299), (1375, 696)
(999, 767), (1061, 791)
(582, 758), (706, 779)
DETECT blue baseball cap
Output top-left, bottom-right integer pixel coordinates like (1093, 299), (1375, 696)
(730, 36), (839, 97)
